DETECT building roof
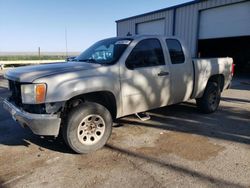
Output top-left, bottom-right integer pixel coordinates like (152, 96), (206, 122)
(116, 0), (204, 22)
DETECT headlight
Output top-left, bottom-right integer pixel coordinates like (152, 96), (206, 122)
(21, 83), (47, 104)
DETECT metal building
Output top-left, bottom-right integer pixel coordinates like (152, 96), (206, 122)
(116, 0), (250, 73)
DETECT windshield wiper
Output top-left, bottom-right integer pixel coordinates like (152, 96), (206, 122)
(77, 59), (99, 64)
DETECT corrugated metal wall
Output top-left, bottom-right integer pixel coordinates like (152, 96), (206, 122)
(117, 0), (246, 57)
(117, 10), (174, 37)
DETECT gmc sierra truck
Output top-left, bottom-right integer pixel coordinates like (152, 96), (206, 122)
(3, 35), (234, 153)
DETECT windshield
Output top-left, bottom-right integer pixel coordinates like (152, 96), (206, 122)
(75, 38), (132, 65)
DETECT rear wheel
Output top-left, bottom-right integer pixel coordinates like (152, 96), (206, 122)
(196, 82), (221, 113)
(63, 102), (112, 154)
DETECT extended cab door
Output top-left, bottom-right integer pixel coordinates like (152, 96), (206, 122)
(120, 38), (171, 116)
(165, 39), (194, 104)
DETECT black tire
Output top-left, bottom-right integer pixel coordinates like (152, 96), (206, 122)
(63, 102), (112, 154)
(196, 82), (221, 114)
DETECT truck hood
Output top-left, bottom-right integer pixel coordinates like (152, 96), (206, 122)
(4, 61), (101, 82)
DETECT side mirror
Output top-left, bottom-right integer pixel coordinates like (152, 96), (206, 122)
(66, 56), (76, 62)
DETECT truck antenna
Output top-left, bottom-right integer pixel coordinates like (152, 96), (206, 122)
(65, 27), (68, 58)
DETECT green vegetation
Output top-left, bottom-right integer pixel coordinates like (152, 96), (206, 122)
(3, 64), (34, 68)
(0, 55), (66, 61)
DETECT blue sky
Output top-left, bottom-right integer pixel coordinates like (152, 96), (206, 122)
(0, 0), (190, 52)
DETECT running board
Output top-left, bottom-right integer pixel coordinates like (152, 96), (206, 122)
(135, 112), (151, 121)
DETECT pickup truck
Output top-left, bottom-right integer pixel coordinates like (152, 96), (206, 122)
(3, 35), (234, 153)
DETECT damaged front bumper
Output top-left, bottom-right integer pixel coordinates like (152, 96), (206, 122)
(3, 99), (61, 136)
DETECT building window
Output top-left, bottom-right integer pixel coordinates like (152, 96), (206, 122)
(166, 39), (185, 64)
(126, 39), (165, 69)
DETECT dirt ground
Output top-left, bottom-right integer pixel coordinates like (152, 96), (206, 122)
(0, 70), (249, 188)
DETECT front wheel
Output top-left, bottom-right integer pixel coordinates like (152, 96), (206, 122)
(196, 82), (221, 114)
(63, 102), (112, 154)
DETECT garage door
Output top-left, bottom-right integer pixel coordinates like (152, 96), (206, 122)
(199, 1), (250, 39)
(136, 19), (165, 35)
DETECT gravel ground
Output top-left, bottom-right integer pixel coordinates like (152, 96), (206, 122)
(0, 70), (249, 188)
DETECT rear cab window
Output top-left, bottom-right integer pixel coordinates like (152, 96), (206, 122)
(166, 39), (185, 64)
(126, 38), (165, 69)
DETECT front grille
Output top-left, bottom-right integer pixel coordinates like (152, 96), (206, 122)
(8, 80), (47, 114)
(9, 80), (22, 106)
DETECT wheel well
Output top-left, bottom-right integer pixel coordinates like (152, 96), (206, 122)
(65, 91), (117, 119)
(208, 74), (225, 91)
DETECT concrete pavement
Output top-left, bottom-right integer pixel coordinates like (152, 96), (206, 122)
(0, 70), (249, 188)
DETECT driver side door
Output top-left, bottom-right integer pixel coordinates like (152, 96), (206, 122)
(120, 38), (171, 116)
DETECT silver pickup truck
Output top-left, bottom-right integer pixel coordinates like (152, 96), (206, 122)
(3, 35), (234, 153)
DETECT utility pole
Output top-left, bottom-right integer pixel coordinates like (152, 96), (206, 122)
(65, 27), (68, 58)
(38, 47), (41, 60)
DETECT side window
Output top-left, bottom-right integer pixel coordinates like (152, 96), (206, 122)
(126, 39), (165, 69)
(166, 39), (185, 64)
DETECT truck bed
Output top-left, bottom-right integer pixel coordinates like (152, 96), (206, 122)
(191, 57), (233, 99)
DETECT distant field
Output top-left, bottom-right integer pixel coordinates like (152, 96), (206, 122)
(0, 52), (80, 57)
(0, 55), (67, 61)
(0, 51), (80, 60)
(0, 60), (65, 68)
(0, 53), (80, 68)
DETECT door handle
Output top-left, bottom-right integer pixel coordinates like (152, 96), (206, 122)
(158, 71), (169, 77)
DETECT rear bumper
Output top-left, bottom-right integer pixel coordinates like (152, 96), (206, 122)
(3, 99), (61, 136)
